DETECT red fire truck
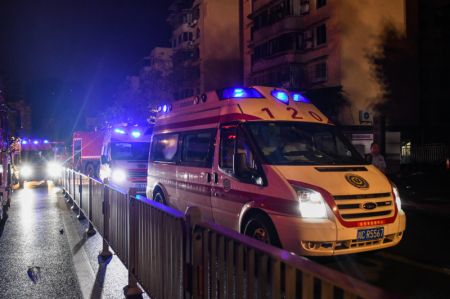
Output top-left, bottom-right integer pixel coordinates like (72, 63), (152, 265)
(72, 131), (104, 177)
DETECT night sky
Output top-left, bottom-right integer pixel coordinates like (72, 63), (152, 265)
(0, 0), (171, 139)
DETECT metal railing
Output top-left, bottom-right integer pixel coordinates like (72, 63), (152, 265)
(61, 168), (395, 299)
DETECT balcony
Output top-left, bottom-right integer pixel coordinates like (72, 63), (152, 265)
(252, 16), (304, 44)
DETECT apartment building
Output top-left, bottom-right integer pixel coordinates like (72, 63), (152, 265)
(168, 0), (242, 100)
(247, 0), (407, 125)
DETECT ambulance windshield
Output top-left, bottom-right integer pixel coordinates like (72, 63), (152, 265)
(111, 142), (150, 161)
(246, 122), (366, 165)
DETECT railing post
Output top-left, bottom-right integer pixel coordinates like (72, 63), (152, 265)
(77, 174), (85, 220)
(66, 170), (72, 202)
(124, 190), (143, 297)
(71, 171), (77, 209)
(186, 206), (202, 299)
(61, 169), (66, 195)
(86, 176), (96, 236)
(99, 179), (112, 258)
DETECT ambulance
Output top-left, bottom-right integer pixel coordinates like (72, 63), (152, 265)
(99, 124), (152, 195)
(147, 86), (406, 256)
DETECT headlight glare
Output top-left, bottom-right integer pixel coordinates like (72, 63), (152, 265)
(293, 185), (328, 218)
(392, 185), (402, 209)
(21, 165), (33, 178)
(112, 169), (127, 184)
(47, 161), (63, 177)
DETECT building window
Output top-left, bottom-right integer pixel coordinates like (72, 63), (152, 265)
(253, 32), (303, 62)
(316, 0), (326, 9)
(313, 62), (327, 82)
(252, 0), (295, 31)
(316, 24), (327, 46)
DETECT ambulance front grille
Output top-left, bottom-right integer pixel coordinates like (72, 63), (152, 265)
(333, 192), (394, 221)
(128, 169), (147, 178)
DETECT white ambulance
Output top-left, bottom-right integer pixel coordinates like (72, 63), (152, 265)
(99, 124), (152, 196)
(147, 86), (406, 256)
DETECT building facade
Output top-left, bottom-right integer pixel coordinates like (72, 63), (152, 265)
(168, 0), (243, 100)
(246, 0), (408, 126)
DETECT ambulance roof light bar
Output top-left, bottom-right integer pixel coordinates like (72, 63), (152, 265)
(271, 89), (289, 104)
(218, 87), (264, 100)
(114, 128), (126, 134)
(291, 92), (311, 103)
(131, 130), (141, 138)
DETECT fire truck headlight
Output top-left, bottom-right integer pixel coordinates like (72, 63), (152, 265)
(112, 169), (127, 184)
(47, 161), (62, 177)
(21, 165), (33, 178)
(292, 185), (327, 218)
(392, 185), (402, 209)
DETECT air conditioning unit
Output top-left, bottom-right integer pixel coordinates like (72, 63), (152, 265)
(359, 110), (373, 124)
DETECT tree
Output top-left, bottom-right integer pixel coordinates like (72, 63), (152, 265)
(367, 22), (419, 127)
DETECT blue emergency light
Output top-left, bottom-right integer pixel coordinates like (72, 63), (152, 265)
(44, 140), (49, 144)
(271, 90), (289, 104)
(33, 140), (39, 145)
(291, 93), (311, 103)
(114, 128), (126, 134)
(219, 87), (264, 100)
(131, 130), (141, 138)
(22, 140), (28, 145)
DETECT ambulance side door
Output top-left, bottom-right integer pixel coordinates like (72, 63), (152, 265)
(211, 124), (267, 230)
(177, 129), (216, 221)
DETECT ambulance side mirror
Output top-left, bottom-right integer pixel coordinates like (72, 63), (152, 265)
(234, 153), (265, 186)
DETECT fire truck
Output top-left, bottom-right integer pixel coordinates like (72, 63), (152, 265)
(0, 102), (21, 220)
(72, 131), (104, 177)
(17, 139), (66, 187)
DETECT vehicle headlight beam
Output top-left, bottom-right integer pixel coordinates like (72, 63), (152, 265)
(292, 185), (328, 219)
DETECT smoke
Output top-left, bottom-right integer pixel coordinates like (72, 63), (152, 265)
(339, 0), (406, 124)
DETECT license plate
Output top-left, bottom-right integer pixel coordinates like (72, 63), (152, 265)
(357, 227), (384, 241)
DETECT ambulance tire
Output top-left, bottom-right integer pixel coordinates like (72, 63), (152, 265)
(244, 213), (281, 248)
(153, 190), (167, 206)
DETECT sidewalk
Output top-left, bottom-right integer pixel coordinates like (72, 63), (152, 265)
(0, 183), (143, 299)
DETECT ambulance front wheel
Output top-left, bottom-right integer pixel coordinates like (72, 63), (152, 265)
(153, 190), (167, 205)
(243, 213), (281, 248)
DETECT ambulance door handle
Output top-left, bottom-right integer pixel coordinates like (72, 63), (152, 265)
(205, 172), (211, 183)
(213, 172), (219, 184)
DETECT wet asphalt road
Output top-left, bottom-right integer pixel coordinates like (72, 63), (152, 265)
(0, 182), (148, 299)
(1, 180), (449, 298)
(315, 201), (450, 298)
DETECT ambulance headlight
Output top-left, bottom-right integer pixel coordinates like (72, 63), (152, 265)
(47, 161), (62, 177)
(112, 169), (127, 184)
(292, 185), (327, 218)
(392, 185), (402, 209)
(21, 165), (33, 178)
